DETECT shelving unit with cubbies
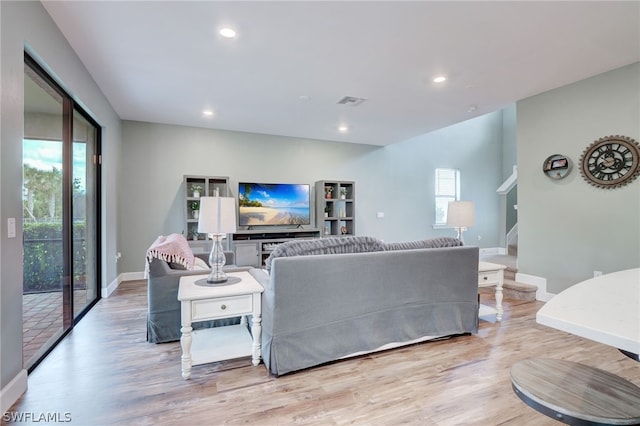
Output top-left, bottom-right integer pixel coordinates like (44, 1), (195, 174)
(315, 180), (355, 237)
(183, 175), (229, 253)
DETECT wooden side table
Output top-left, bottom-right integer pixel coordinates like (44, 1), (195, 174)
(177, 271), (264, 379)
(478, 261), (506, 321)
(511, 358), (640, 424)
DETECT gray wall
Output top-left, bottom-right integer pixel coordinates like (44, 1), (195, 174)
(501, 104), (518, 179)
(501, 105), (518, 234)
(379, 111), (504, 245)
(517, 62), (640, 293)
(1, 1), (121, 392)
(120, 111), (505, 272)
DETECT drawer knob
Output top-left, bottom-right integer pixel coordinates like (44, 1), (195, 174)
(483, 276), (488, 280)
(221, 304), (227, 310)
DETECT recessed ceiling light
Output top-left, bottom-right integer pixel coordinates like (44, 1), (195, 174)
(338, 125), (349, 133)
(433, 75), (447, 84)
(467, 105), (478, 113)
(203, 110), (214, 116)
(219, 27), (237, 38)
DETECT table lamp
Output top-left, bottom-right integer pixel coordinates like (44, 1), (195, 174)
(197, 196), (237, 283)
(447, 201), (475, 243)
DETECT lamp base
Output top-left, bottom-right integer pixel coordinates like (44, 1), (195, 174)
(208, 233), (228, 284)
(206, 267), (228, 284)
(455, 227), (467, 244)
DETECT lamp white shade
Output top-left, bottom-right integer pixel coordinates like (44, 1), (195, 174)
(197, 196), (237, 234)
(447, 201), (475, 228)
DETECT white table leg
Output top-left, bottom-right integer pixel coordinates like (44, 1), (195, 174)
(251, 314), (262, 366)
(180, 301), (193, 379)
(180, 325), (193, 379)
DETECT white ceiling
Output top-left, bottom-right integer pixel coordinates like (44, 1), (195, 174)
(41, 1), (640, 146)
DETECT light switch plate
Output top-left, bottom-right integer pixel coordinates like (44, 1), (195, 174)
(8, 218), (16, 238)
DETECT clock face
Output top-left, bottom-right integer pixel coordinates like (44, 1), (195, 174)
(580, 135), (640, 189)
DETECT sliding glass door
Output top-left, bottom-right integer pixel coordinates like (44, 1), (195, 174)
(72, 110), (99, 319)
(23, 53), (101, 371)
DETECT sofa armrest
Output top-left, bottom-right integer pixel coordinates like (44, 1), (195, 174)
(249, 268), (270, 289)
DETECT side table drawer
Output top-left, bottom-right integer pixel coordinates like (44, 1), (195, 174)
(192, 294), (253, 321)
(478, 270), (501, 287)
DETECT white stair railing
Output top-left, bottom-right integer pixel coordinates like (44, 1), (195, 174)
(497, 166), (518, 253)
(497, 166), (517, 195)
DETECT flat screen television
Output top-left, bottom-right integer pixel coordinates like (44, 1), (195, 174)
(238, 182), (311, 226)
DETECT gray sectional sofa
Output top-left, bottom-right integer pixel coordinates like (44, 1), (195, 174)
(249, 236), (479, 376)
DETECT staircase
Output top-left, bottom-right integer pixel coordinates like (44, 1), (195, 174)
(490, 166), (537, 301)
(479, 253), (537, 302)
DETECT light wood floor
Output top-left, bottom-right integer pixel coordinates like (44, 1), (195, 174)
(7, 280), (640, 425)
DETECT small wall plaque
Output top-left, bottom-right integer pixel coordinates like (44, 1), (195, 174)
(543, 154), (572, 180)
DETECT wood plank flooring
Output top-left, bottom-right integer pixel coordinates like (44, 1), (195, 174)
(6, 280), (640, 425)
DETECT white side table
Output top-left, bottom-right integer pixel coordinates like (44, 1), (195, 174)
(177, 271), (264, 379)
(478, 261), (506, 321)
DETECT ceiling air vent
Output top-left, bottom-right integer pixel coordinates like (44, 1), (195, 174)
(337, 96), (367, 106)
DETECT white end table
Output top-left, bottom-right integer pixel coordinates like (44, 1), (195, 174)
(478, 261), (506, 321)
(177, 271), (264, 379)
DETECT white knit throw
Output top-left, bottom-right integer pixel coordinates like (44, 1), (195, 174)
(144, 233), (194, 277)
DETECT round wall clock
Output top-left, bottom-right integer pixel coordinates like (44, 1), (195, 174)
(579, 135), (640, 189)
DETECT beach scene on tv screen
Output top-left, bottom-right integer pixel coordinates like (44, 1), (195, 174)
(238, 183), (310, 226)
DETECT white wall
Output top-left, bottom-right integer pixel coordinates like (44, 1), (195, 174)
(120, 111), (505, 273)
(0, 0), (121, 407)
(517, 62), (640, 294)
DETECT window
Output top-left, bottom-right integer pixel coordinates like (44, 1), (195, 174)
(434, 168), (460, 225)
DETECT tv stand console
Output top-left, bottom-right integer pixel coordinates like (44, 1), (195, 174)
(231, 228), (322, 267)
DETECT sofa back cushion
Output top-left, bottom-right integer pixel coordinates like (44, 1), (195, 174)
(383, 236), (463, 251)
(265, 235), (385, 271)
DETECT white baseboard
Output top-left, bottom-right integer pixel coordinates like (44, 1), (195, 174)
(120, 271), (144, 282)
(101, 276), (120, 298)
(1, 369), (27, 414)
(101, 272), (145, 298)
(479, 247), (506, 255)
(516, 272), (554, 302)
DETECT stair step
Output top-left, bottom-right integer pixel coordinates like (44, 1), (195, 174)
(503, 280), (537, 302)
(479, 279), (537, 302)
(504, 267), (516, 281)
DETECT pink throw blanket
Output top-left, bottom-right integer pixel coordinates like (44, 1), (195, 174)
(145, 233), (194, 277)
